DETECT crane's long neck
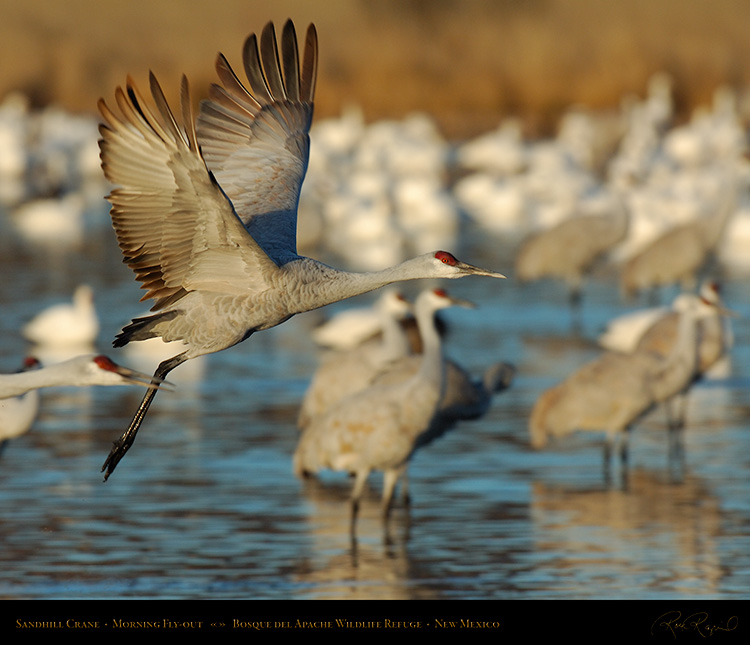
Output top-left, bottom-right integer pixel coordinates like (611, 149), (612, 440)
(413, 303), (445, 394)
(378, 309), (411, 363)
(651, 306), (702, 401)
(612, 200), (630, 241)
(699, 189), (737, 249)
(285, 255), (436, 315)
(0, 363), (74, 398)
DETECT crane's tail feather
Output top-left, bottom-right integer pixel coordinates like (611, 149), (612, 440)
(113, 311), (179, 347)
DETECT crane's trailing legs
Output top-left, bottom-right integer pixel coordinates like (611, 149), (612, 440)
(102, 354), (187, 480)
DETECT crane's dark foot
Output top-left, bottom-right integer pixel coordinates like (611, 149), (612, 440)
(101, 437), (133, 481)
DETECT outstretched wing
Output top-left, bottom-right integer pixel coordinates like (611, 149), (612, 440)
(196, 20), (318, 264)
(99, 73), (277, 312)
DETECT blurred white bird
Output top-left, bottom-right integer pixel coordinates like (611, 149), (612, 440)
(310, 289), (410, 351)
(11, 193), (87, 247)
(22, 284), (99, 348)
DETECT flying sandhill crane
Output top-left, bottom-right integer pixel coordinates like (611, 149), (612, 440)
(293, 288), (475, 532)
(620, 187), (738, 300)
(297, 289), (413, 429)
(529, 292), (727, 481)
(97, 20), (506, 480)
(0, 354), (165, 456)
(0, 357), (41, 457)
(515, 197), (628, 310)
(0, 354), (165, 399)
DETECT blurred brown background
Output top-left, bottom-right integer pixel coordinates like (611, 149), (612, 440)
(1, 0), (749, 139)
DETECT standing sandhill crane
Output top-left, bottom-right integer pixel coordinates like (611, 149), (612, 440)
(297, 289), (515, 499)
(634, 281), (733, 440)
(297, 289), (413, 429)
(293, 288), (475, 532)
(620, 188), (738, 300)
(371, 357), (515, 505)
(529, 292), (727, 481)
(371, 354), (515, 439)
(97, 20), (505, 480)
(515, 198), (628, 310)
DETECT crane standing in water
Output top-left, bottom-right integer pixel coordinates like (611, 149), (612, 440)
(293, 289), (476, 532)
(633, 281), (733, 446)
(297, 289), (413, 430)
(97, 20), (505, 479)
(515, 199), (628, 311)
(620, 188), (738, 301)
(529, 292), (728, 481)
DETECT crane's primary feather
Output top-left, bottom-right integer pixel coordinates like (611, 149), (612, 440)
(197, 20), (318, 264)
(98, 71), (276, 314)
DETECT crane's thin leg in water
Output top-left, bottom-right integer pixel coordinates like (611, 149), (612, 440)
(349, 470), (369, 537)
(603, 432), (629, 486)
(603, 438), (614, 484)
(102, 354), (186, 480)
(382, 465), (407, 522)
(665, 395), (689, 474)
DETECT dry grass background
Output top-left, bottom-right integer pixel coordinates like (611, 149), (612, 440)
(1, 0), (750, 138)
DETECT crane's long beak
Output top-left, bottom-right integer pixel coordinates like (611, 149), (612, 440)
(458, 261), (507, 279)
(701, 298), (741, 319)
(116, 365), (175, 391)
(449, 295), (478, 309)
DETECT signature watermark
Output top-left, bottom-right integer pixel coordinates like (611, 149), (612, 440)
(651, 611), (739, 639)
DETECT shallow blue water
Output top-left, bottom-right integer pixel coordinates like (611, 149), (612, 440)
(0, 197), (749, 601)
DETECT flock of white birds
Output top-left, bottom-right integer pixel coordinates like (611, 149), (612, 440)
(0, 49), (747, 531)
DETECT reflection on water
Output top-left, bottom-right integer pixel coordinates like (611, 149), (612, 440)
(530, 472), (726, 597)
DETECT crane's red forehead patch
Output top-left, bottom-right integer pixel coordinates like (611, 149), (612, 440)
(433, 288), (449, 298)
(93, 355), (117, 372)
(435, 251), (457, 265)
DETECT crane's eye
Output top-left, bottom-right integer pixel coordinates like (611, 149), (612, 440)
(435, 251), (456, 265)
